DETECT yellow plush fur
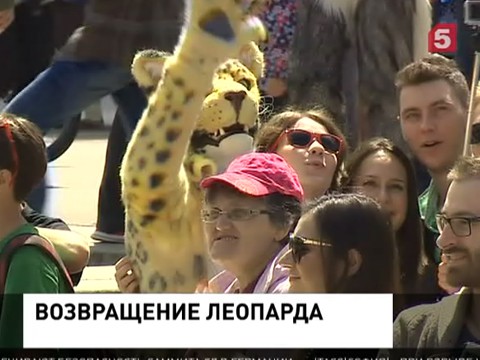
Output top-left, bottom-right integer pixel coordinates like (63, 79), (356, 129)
(120, 0), (267, 293)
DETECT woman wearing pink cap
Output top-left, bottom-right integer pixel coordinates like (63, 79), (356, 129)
(197, 152), (304, 293)
(116, 152), (304, 294)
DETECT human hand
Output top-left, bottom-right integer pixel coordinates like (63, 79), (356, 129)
(115, 256), (140, 293)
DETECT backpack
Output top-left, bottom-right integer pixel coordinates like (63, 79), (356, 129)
(0, 233), (75, 294)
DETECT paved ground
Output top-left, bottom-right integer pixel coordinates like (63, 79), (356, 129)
(44, 128), (121, 293)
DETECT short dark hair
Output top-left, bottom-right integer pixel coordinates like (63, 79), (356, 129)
(302, 193), (400, 293)
(255, 107), (348, 191)
(395, 54), (469, 108)
(0, 113), (47, 201)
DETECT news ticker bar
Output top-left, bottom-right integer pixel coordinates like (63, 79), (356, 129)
(0, 348), (477, 360)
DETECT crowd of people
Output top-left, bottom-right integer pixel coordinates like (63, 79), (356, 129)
(0, 0), (479, 356)
(114, 54), (480, 353)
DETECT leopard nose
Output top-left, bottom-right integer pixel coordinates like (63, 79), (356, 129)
(224, 90), (246, 115)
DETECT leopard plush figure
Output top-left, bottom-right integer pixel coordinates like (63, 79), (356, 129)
(120, 0), (267, 293)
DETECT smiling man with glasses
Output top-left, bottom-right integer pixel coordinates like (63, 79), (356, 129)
(393, 156), (480, 355)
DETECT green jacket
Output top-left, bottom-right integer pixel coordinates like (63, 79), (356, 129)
(419, 181), (441, 263)
(0, 223), (71, 348)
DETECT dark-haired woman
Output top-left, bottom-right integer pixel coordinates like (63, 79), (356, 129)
(282, 193), (400, 294)
(255, 107), (347, 201)
(342, 137), (439, 298)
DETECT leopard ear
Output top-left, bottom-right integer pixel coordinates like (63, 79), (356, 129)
(131, 49), (171, 89)
(237, 41), (264, 79)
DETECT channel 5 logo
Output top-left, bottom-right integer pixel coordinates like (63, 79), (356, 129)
(428, 23), (458, 53)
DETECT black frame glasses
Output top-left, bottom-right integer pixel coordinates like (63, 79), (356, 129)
(289, 234), (332, 263)
(436, 214), (480, 237)
(201, 208), (270, 223)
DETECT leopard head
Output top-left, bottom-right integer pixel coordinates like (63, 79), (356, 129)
(131, 41), (264, 181)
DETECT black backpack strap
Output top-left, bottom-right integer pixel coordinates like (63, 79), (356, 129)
(0, 234), (74, 294)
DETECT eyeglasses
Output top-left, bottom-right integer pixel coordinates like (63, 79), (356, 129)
(269, 129), (342, 154)
(0, 120), (18, 185)
(289, 234), (332, 263)
(436, 214), (480, 237)
(280, 129), (342, 154)
(201, 208), (271, 223)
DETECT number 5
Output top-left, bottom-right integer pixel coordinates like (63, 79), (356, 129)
(434, 28), (451, 49)
(428, 23), (457, 53)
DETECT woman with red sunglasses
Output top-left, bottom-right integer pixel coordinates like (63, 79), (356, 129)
(255, 108), (347, 201)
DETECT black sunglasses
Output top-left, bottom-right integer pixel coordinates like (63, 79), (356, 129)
(289, 234), (332, 263)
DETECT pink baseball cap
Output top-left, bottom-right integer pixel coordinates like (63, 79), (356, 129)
(200, 152), (304, 202)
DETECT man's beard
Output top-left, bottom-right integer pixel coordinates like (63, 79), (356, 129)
(444, 246), (480, 288)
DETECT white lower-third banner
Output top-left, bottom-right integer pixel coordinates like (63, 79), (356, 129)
(23, 293), (393, 348)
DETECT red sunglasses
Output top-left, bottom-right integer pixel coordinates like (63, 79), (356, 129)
(0, 120), (19, 185)
(270, 129), (343, 154)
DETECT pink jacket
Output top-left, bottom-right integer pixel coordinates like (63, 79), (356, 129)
(198, 245), (290, 294)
